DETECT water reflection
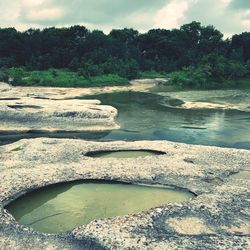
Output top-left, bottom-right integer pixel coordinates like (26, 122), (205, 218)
(85, 91), (250, 149)
(0, 91), (249, 149)
(6, 181), (194, 233)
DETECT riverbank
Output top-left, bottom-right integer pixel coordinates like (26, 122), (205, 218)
(2, 68), (249, 90)
(1, 80), (250, 144)
(0, 138), (249, 249)
(0, 80), (249, 249)
(1, 80), (249, 112)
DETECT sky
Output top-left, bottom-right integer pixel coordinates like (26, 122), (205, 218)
(0, 0), (249, 37)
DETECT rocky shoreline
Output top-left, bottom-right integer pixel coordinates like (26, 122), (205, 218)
(0, 83), (121, 133)
(0, 138), (249, 249)
(0, 97), (119, 132)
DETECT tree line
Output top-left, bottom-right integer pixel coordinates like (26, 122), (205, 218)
(0, 21), (249, 88)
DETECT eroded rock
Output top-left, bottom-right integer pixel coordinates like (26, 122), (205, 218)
(167, 217), (214, 235)
(0, 97), (119, 132)
(0, 139), (249, 249)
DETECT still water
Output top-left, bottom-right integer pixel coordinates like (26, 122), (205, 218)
(85, 91), (250, 149)
(7, 181), (194, 233)
(86, 150), (164, 158)
(0, 89), (249, 149)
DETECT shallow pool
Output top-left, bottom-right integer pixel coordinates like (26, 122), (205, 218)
(6, 181), (194, 233)
(86, 150), (164, 158)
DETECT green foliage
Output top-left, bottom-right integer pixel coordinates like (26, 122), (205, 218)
(0, 68), (9, 82)
(7, 67), (26, 85)
(168, 56), (250, 89)
(78, 62), (103, 78)
(0, 22), (249, 88)
(169, 66), (208, 89)
(8, 68), (128, 87)
(225, 61), (247, 80)
(119, 59), (140, 79)
(139, 71), (168, 78)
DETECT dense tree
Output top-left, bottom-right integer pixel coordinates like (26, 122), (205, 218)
(0, 22), (249, 87)
(231, 33), (250, 61)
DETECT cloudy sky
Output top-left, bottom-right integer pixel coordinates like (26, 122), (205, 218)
(0, 0), (249, 37)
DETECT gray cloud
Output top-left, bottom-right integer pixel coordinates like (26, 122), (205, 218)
(243, 13), (250, 20)
(181, 0), (250, 37)
(228, 0), (250, 10)
(19, 0), (167, 27)
(0, 0), (249, 36)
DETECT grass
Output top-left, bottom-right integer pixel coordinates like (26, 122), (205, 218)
(6, 67), (250, 90)
(17, 69), (129, 87)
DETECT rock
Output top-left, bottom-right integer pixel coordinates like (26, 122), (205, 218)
(0, 97), (119, 132)
(0, 138), (249, 249)
(0, 82), (12, 92)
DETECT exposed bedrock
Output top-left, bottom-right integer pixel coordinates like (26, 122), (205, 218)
(0, 97), (119, 132)
(0, 138), (249, 249)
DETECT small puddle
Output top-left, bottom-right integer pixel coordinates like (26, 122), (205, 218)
(231, 170), (250, 180)
(0, 98), (20, 101)
(85, 150), (165, 158)
(7, 105), (42, 109)
(6, 180), (194, 233)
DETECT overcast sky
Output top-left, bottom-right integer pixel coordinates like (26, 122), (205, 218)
(0, 0), (249, 37)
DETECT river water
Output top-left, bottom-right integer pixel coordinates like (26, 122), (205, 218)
(84, 90), (250, 149)
(0, 88), (249, 149)
(4, 87), (250, 233)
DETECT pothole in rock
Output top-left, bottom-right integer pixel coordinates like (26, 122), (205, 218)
(0, 97), (20, 100)
(6, 180), (194, 233)
(85, 150), (165, 158)
(7, 105), (42, 110)
(33, 97), (53, 100)
(231, 170), (250, 180)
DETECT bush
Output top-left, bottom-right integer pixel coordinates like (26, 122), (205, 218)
(169, 65), (210, 88)
(224, 61), (247, 80)
(7, 67), (26, 85)
(139, 71), (168, 79)
(10, 68), (129, 87)
(0, 68), (9, 82)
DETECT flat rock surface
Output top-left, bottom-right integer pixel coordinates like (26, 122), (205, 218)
(0, 84), (119, 132)
(0, 80), (155, 101)
(0, 138), (249, 249)
(160, 89), (250, 112)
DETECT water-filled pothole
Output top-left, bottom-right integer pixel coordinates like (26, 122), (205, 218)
(6, 180), (194, 233)
(231, 170), (250, 180)
(7, 105), (42, 109)
(0, 97), (20, 100)
(85, 150), (165, 158)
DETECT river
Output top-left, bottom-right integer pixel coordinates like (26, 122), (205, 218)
(0, 87), (249, 149)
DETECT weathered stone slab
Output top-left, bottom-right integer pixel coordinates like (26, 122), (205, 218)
(0, 80), (154, 101)
(0, 138), (249, 249)
(0, 97), (119, 132)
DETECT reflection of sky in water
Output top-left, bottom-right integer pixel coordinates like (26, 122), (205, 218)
(92, 91), (250, 149)
(7, 181), (193, 233)
(0, 90), (249, 149)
